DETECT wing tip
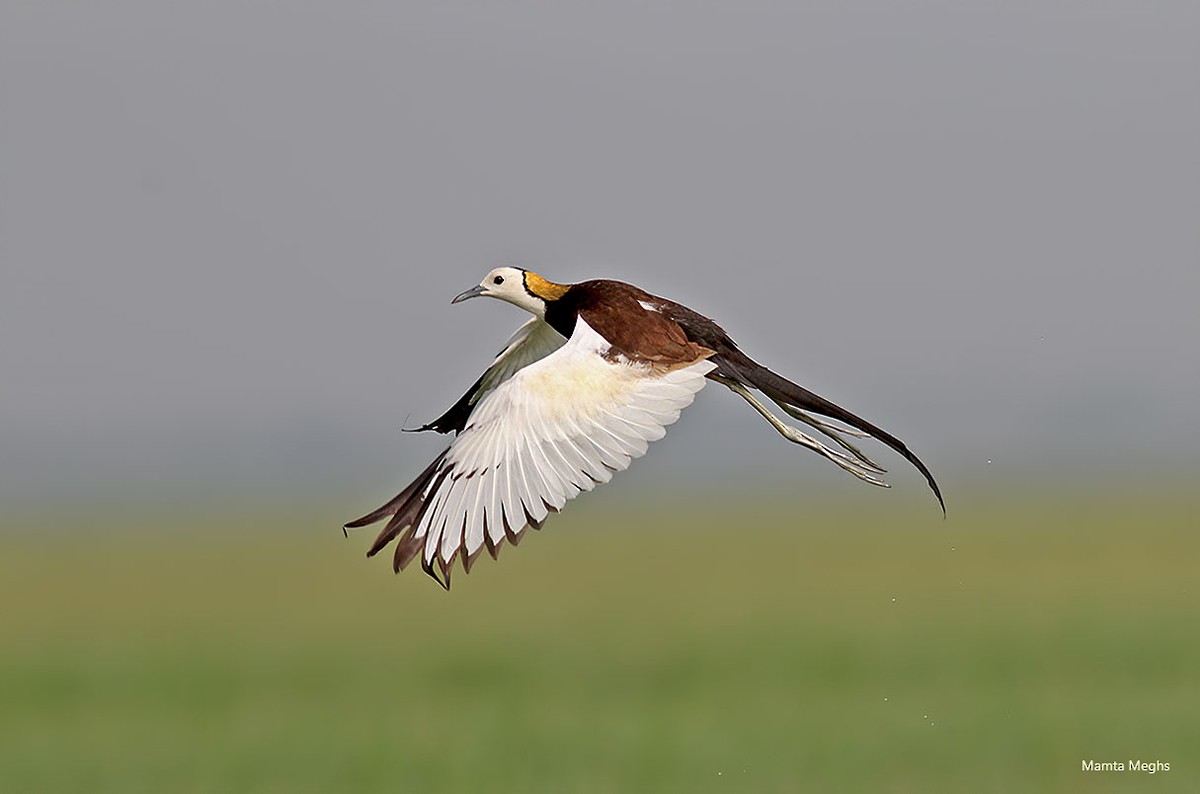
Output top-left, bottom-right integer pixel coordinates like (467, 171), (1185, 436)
(428, 556), (453, 590)
(343, 514), (376, 530)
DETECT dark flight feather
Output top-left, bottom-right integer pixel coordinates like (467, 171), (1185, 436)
(405, 377), (483, 435)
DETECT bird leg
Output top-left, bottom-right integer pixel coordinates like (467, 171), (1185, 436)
(769, 400), (886, 473)
(774, 402), (869, 438)
(717, 378), (891, 488)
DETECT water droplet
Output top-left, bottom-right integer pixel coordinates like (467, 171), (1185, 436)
(950, 546), (956, 551)
(987, 459), (992, 464)
(883, 697), (888, 701)
(891, 597), (897, 603)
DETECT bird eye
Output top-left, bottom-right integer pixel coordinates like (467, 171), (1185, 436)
(493, 276), (505, 285)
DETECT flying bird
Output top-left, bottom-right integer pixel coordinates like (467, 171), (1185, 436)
(347, 268), (943, 588)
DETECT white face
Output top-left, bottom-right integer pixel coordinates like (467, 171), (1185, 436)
(458, 267), (546, 316)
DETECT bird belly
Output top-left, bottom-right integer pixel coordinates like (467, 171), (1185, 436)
(518, 346), (643, 424)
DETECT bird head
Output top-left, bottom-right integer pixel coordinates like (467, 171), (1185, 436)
(452, 267), (568, 317)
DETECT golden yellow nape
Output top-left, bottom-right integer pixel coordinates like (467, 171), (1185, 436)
(523, 271), (569, 300)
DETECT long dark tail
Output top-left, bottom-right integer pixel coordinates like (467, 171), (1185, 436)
(712, 351), (945, 513)
(344, 449), (453, 587)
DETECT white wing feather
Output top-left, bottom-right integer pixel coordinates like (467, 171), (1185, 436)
(476, 317), (566, 403)
(411, 317), (566, 435)
(413, 318), (713, 571)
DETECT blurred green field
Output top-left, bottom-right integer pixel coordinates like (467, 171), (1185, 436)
(2, 487), (1197, 793)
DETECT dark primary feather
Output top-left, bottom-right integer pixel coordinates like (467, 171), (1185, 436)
(344, 449), (453, 587)
(408, 374), (484, 435)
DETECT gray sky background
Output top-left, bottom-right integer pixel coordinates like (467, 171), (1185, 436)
(3, 1), (1198, 511)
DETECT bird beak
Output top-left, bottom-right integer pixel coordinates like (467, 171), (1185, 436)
(451, 285), (487, 304)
